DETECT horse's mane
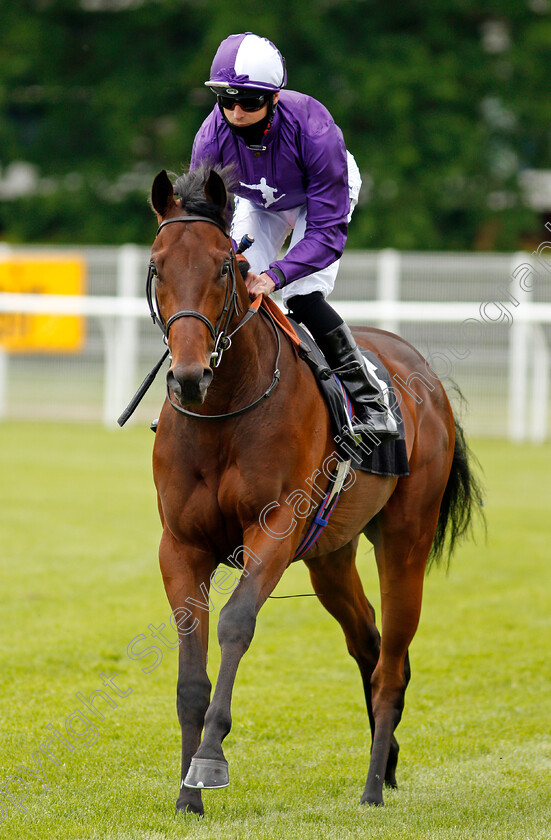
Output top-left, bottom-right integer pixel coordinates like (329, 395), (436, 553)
(173, 164), (235, 230)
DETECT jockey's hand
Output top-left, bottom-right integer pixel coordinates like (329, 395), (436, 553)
(245, 271), (276, 298)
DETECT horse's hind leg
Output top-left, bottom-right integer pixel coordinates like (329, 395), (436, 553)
(361, 502), (440, 806)
(305, 539), (401, 791)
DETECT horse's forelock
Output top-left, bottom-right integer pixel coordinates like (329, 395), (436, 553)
(173, 165), (234, 228)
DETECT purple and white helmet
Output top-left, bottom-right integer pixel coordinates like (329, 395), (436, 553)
(205, 32), (287, 93)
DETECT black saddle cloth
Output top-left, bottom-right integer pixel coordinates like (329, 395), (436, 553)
(288, 319), (409, 477)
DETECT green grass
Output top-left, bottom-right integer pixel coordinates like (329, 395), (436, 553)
(0, 423), (550, 840)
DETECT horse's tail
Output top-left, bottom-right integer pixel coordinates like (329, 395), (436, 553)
(428, 416), (485, 570)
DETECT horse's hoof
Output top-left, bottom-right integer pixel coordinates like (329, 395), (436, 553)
(360, 792), (384, 807)
(183, 757), (229, 789)
(176, 800), (204, 817)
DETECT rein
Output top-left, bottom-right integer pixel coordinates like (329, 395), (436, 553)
(166, 299), (281, 421)
(118, 214), (281, 426)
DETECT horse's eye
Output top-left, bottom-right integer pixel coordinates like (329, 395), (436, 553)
(221, 262), (230, 277)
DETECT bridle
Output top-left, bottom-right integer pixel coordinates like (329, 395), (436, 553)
(146, 216), (239, 369)
(146, 215), (281, 421)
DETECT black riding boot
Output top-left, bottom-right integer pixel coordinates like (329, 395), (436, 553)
(316, 323), (399, 442)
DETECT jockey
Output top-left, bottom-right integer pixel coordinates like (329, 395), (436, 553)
(191, 32), (398, 442)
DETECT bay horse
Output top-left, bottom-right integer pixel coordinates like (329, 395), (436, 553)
(147, 165), (483, 816)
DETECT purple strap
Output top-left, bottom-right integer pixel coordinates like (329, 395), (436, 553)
(292, 477), (343, 560)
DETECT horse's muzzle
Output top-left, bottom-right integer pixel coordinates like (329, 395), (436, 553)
(167, 363), (213, 406)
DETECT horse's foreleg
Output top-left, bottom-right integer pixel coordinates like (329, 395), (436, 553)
(159, 529), (216, 816)
(184, 527), (292, 790)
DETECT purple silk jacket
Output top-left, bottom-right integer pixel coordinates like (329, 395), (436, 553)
(190, 90), (350, 289)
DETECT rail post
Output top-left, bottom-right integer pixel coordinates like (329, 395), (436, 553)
(102, 245), (141, 427)
(376, 249), (400, 333)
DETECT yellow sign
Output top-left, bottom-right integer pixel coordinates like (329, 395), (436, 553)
(0, 257), (86, 353)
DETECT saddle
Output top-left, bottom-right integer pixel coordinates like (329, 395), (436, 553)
(261, 297), (409, 477)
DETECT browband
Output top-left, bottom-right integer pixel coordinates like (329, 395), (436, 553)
(156, 215), (230, 239)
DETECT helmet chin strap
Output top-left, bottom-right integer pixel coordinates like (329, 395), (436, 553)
(267, 93), (278, 120)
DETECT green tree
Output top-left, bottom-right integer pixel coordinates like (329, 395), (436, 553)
(0, 0), (549, 248)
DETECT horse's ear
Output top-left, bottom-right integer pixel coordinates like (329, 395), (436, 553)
(150, 170), (176, 217)
(204, 169), (227, 210)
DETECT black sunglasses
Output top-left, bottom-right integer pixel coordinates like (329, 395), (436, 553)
(211, 88), (271, 112)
